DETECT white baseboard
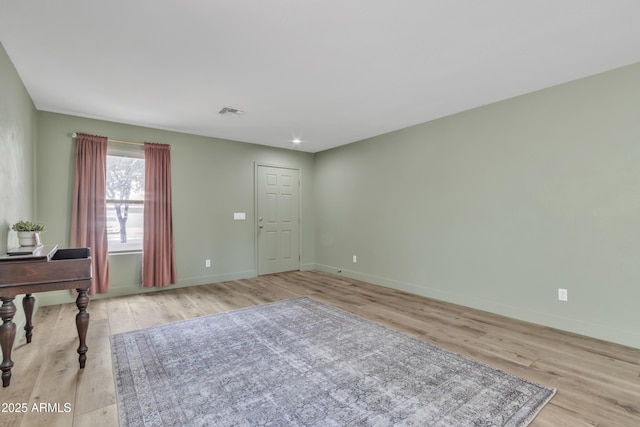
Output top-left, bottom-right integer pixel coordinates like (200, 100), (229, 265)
(36, 270), (258, 306)
(313, 263), (640, 349)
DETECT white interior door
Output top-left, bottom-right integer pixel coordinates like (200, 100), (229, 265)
(257, 165), (300, 275)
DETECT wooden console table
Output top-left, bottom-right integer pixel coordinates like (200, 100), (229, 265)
(0, 244), (91, 387)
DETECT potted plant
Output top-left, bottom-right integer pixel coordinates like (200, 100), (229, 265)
(11, 220), (45, 247)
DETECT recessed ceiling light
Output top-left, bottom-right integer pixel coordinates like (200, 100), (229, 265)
(292, 138), (302, 144)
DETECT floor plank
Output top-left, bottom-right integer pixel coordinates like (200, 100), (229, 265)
(0, 270), (638, 426)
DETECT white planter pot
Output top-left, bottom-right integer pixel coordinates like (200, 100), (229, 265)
(18, 231), (40, 247)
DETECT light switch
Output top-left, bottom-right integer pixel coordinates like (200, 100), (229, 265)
(233, 212), (246, 220)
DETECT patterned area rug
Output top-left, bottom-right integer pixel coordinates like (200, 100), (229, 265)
(111, 297), (555, 426)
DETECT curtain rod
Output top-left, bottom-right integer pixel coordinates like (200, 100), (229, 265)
(71, 132), (174, 149)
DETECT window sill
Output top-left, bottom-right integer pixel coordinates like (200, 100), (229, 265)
(108, 250), (142, 256)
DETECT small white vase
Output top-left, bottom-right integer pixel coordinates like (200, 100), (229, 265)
(18, 231), (40, 247)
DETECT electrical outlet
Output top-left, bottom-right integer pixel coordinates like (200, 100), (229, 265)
(352, 255), (357, 263)
(205, 259), (211, 268)
(558, 288), (568, 302)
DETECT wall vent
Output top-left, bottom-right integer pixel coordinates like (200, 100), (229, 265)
(219, 107), (246, 116)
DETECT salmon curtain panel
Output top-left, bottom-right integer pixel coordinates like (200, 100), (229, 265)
(70, 132), (110, 294)
(142, 142), (176, 287)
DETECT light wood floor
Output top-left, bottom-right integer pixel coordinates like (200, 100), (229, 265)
(1, 270), (639, 426)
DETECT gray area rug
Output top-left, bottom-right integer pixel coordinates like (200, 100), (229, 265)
(111, 297), (555, 426)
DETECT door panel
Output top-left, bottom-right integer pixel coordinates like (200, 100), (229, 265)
(257, 166), (300, 274)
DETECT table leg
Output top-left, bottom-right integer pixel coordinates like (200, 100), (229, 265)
(75, 288), (90, 368)
(22, 293), (35, 343)
(0, 297), (17, 387)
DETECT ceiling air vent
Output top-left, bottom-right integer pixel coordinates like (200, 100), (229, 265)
(219, 107), (246, 116)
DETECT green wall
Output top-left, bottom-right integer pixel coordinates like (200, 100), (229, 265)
(314, 62), (640, 348)
(35, 112), (315, 305)
(0, 42), (38, 341)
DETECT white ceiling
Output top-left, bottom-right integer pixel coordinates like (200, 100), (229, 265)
(1, 1), (640, 153)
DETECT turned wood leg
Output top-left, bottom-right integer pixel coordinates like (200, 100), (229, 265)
(75, 288), (90, 368)
(22, 293), (35, 344)
(0, 297), (17, 387)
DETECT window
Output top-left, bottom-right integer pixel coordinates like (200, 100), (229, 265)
(106, 147), (145, 252)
